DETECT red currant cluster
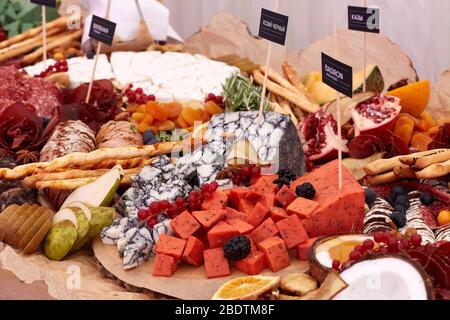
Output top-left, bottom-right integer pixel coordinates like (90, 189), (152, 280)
(35, 60), (68, 78)
(332, 231), (423, 271)
(231, 165), (261, 186)
(205, 93), (224, 106)
(188, 181), (219, 211)
(137, 182), (219, 229)
(125, 84), (156, 104)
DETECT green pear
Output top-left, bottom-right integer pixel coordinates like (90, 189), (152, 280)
(70, 207), (115, 252)
(61, 166), (123, 209)
(70, 208), (90, 250)
(43, 220), (78, 261)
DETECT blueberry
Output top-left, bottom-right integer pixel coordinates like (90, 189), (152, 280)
(143, 130), (159, 145)
(391, 210), (407, 228)
(364, 188), (377, 207)
(394, 204), (407, 214)
(395, 195), (410, 209)
(419, 191), (434, 206)
(391, 186), (407, 201)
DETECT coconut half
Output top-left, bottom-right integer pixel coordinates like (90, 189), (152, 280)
(309, 234), (373, 282)
(333, 256), (433, 300)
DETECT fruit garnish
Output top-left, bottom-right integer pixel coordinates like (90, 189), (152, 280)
(212, 275), (280, 300)
(437, 210), (450, 226)
(223, 235), (251, 261)
(295, 182), (316, 200)
(387, 80), (430, 117)
(34, 60), (68, 78)
(273, 169), (297, 189)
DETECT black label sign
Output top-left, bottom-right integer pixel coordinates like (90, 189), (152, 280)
(31, 0), (56, 7)
(348, 6), (380, 33)
(258, 8), (289, 45)
(321, 53), (353, 98)
(88, 15), (116, 46)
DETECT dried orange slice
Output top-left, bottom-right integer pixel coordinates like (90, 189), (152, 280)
(212, 276), (280, 300)
(388, 80), (430, 117)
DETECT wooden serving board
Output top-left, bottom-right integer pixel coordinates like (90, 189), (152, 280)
(93, 237), (309, 300)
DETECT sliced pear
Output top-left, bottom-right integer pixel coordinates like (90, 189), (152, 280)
(52, 208), (78, 228)
(70, 208), (90, 250)
(43, 220), (78, 261)
(67, 202), (92, 221)
(61, 166), (123, 208)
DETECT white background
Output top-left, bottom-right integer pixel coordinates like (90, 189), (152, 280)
(164, 0), (450, 83)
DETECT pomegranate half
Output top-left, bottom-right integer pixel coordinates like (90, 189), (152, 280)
(300, 107), (348, 162)
(350, 94), (401, 137)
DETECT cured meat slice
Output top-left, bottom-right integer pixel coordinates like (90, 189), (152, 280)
(96, 121), (143, 148)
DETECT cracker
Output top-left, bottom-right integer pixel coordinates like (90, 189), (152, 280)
(18, 209), (53, 250)
(4, 204), (39, 244)
(22, 220), (52, 255)
(0, 204), (28, 242)
(0, 204), (19, 241)
(13, 206), (50, 248)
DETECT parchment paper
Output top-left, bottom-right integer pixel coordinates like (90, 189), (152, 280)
(428, 70), (450, 119)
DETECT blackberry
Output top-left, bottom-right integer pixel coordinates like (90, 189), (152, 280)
(364, 188), (377, 207)
(223, 235), (251, 261)
(295, 182), (316, 199)
(419, 191), (434, 206)
(391, 186), (407, 201)
(391, 211), (406, 228)
(273, 169), (296, 189)
(395, 195), (410, 210)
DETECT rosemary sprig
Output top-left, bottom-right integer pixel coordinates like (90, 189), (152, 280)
(223, 73), (272, 112)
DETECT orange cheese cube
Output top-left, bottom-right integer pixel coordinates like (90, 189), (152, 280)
(225, 207), (248, 221)
(204, 248), (230, 278)
(207, 221), (239, 248)
(229, 187), (249, 209)
(276, 214), (309, 249)
(154, 234), (186, 259)
(192, 210), (226, 229)
(171, 210), (201, 239)
(239, 198), (256, 215)
(249, 175), (278, 195)
(286, 197), (320, 219)
(249, 218), (278, 244)
(226, 218), (254, 234)
(235, 251), (267, 275)
(201, 191), (228, 210)
(269, 206), (288, 222)
(182, 236), (208, 267)
(258, 236), (290, 272)
(152, 254), (178, 277)
(246, 202), (270, 227)
(296, 237), (318, 260)
(275, 185), (297, 208)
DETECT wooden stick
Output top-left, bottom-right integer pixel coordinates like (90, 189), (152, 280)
(334, 16), (343, 190)
(363, 0), (367, 92)
(86, 0), (112, 104)
(258, 0), (280, 123)
(42, 5), (47, 68)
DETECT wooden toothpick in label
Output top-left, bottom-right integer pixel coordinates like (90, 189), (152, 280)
(85, 0), (116, 103)
(31, 1), (57, 68)
(257, 0), (288, 123)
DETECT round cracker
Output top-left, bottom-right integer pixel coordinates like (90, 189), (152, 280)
(18, 209), (53, 250)
(13, 206), (51, 248)
(23, 220), (52, 255)
(0, 204), (29, 242)
(4, 204), (39, 244)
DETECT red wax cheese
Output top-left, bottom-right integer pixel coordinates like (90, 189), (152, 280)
(192, 210), (226, 229)
(201, 191), (228, 210)
(257, 236), (290, 272)
(275, 185), (297, 208)
(246, 202), (270, 227)
(286, 197), (320, 219)
(207, 221), (239, 248)
(239, 199), (256, 215)
(204, 248), (230, 278)
(244, 190), (262, 201)
(170, 211), (201, 239)
(182, 236), (208, 267)
(290, 160), (365, 237)
(249, 175), (278, 195)
(250, 218), (278, 244)
(229, 187), (248, 209)
(276, 214), (309, 249)
(259, 194), (275, 207)
(225, 207), (248, 221)
(269, 206), (288, 222)
(226, 218), (254, 234)
(152, 254), (178, 277)
(235, 251), (267, 275)
(296, 237), (318, 260)
(155, 234), (186, 259)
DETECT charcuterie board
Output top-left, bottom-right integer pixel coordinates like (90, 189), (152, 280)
(93, 237), (309, 300)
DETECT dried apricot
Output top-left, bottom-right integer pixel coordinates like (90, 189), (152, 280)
(143, 114), (154, 125)
(126, 104), (139, 113)
(428, 126), (440, 136)
(411, 133), (433, 151)
(204, 101), (223, 116)
(176, 115), (190, 129)
(162, 102), (183, 119)
(420, 111), (434, 126)
(131, 112), (145, 123)
(137, 104), (147, 113)
(417, 119), (432, 132)
(394, 124), (414, 144)
(137, 122), (152, 134)
(181, 107), (203, 126)
(155, 120), (176, 131)
(395, 116), (415, 129)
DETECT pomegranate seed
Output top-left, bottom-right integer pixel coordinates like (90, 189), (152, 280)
(137, 209), (149, 220)
(159, 200), (170, 211)
(349, 251), (360, 261)
(149, 201), (161, 214)
(363, 239), (375, 250)
(373, 232), (386, 243)
(411, 234), (422, 247)
(332, 259), (341, 270)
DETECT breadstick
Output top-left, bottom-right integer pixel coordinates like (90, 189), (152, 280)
(367, 171), (400, 186)
(365, 149), (447, 176)
(253, 69), (319, 113)
(0, 33), (61, 62)
(276, 96), (298, 125)
(415, 150), (450, 169)
(415, 159), (450, 179)
(35, 173), (137, 190)
(0, 27), (62, 55)
(0, 16), (68, 49)
(398, 149), (448, 166)
(22, 29), (83, 65)
(393, 165), (416, 178)
(282, 62), (317, 102)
